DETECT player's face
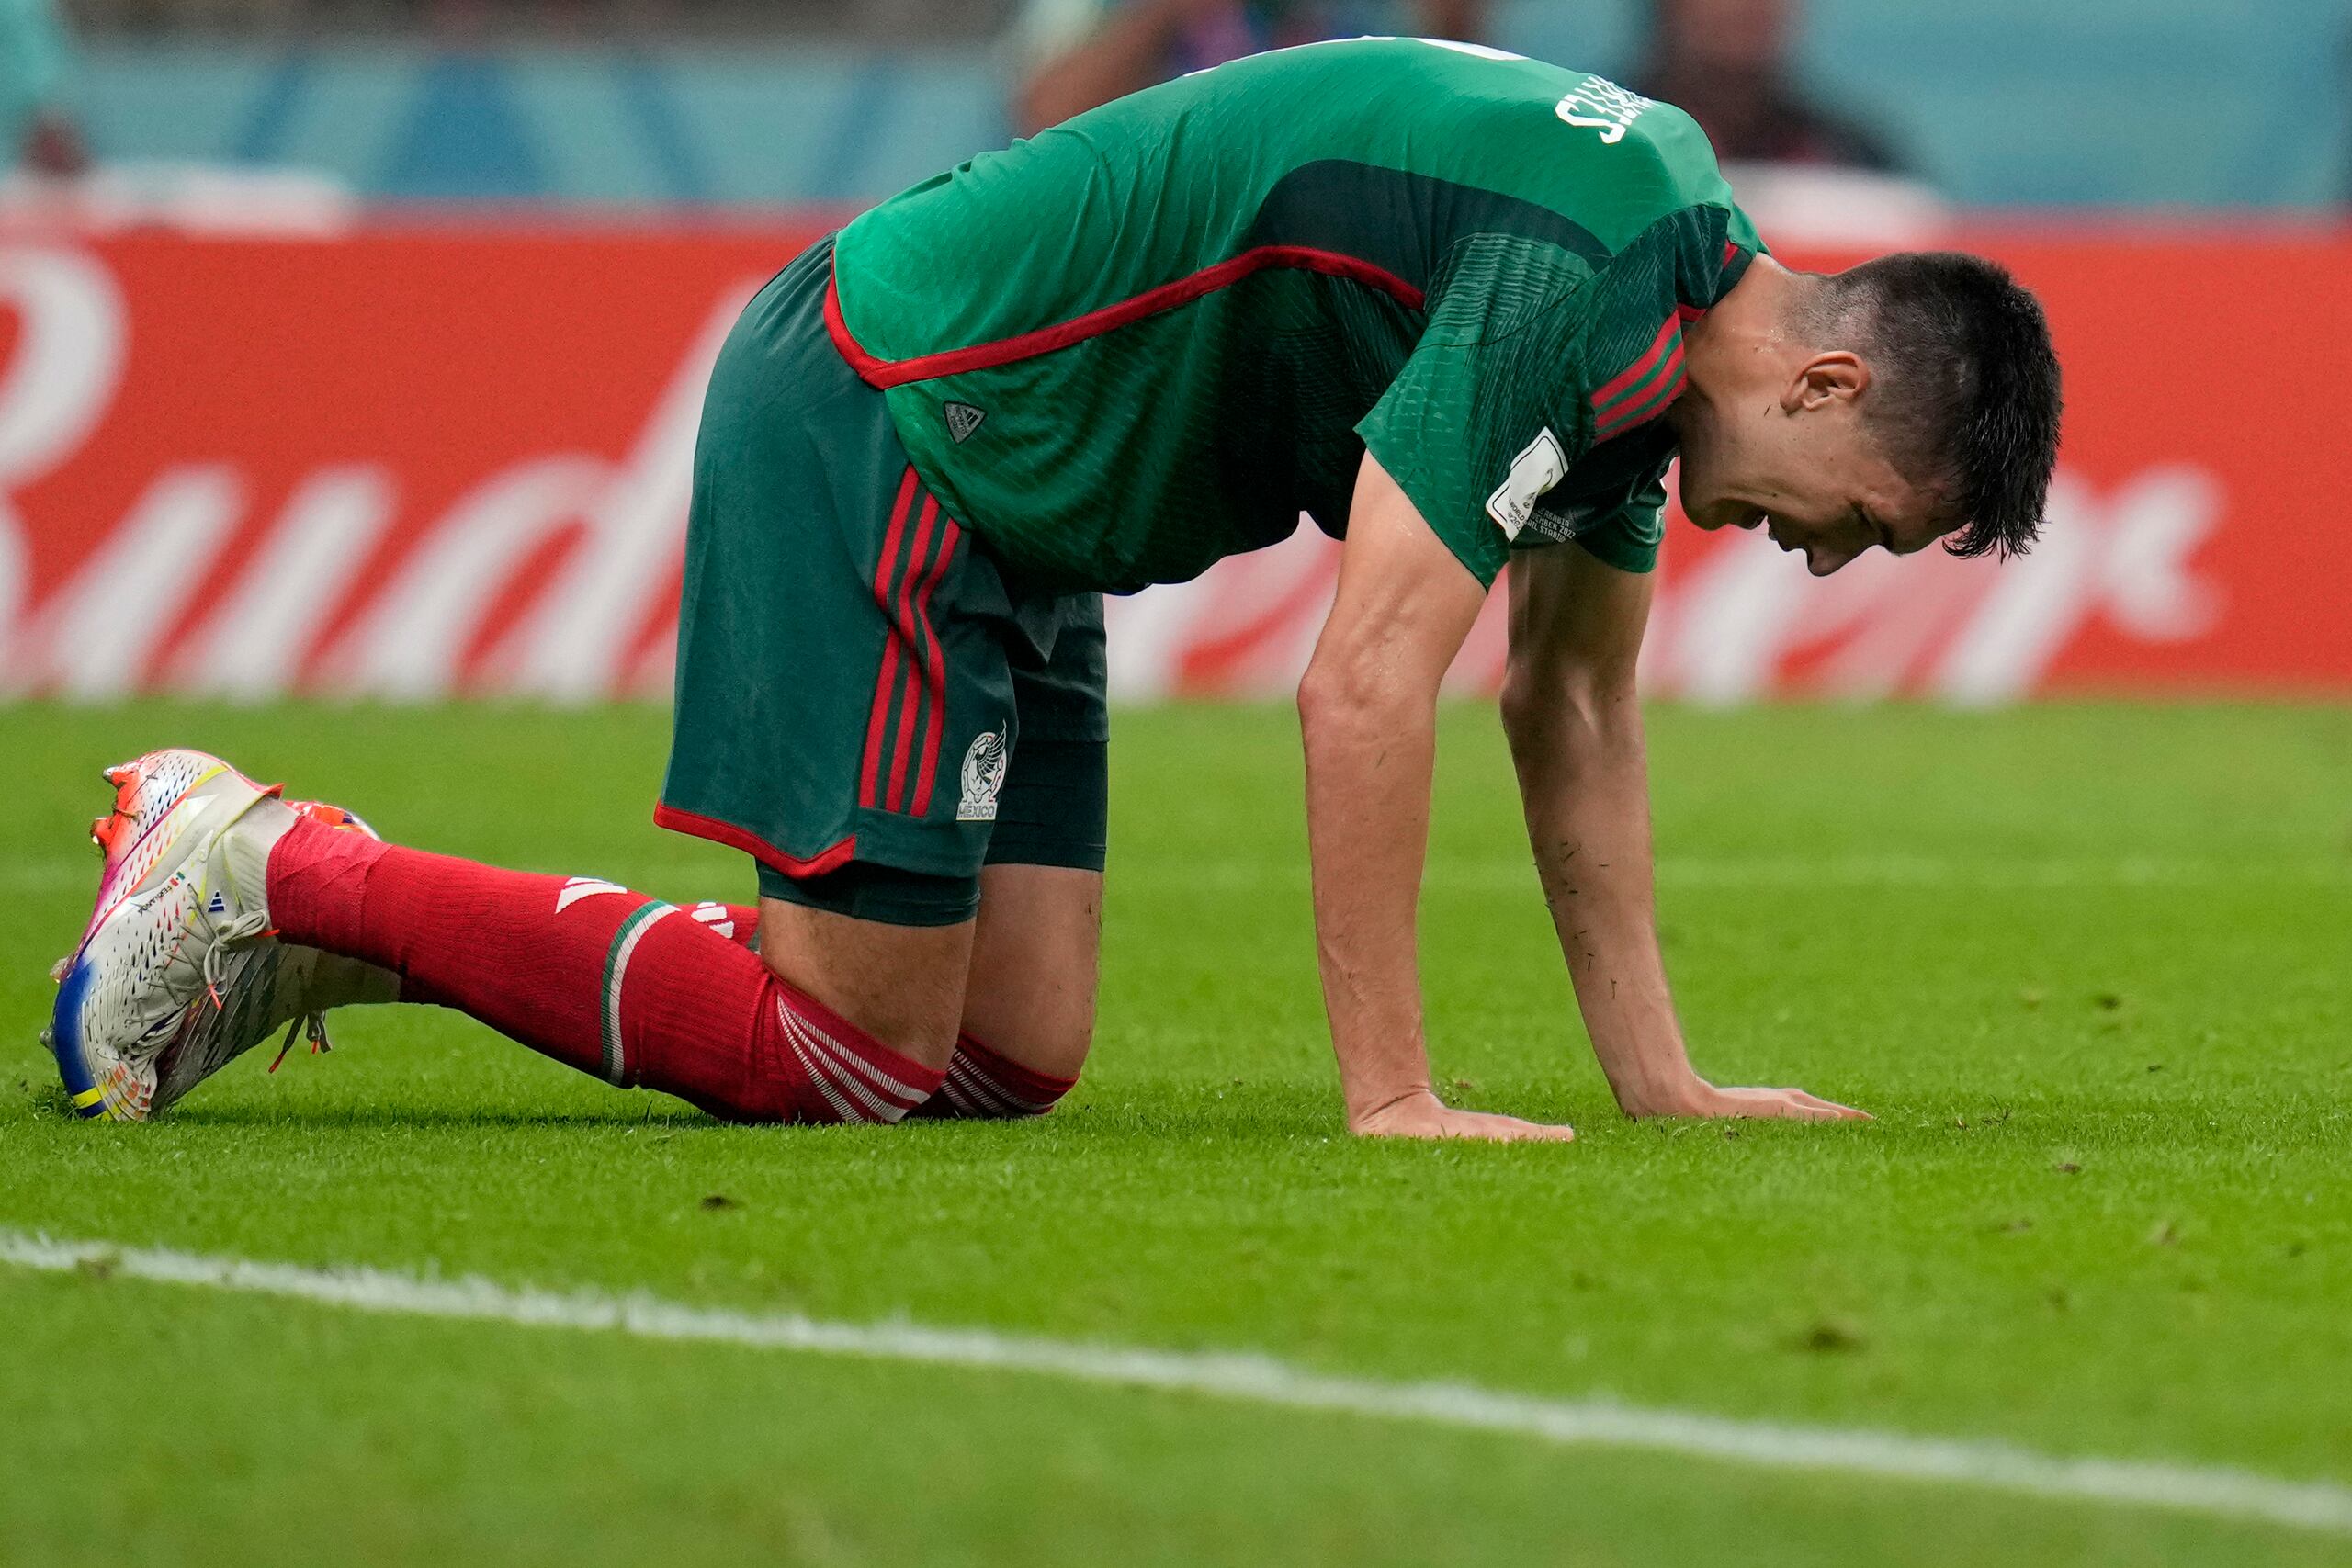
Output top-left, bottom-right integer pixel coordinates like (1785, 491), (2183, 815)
(1674, 354), (1952, 577)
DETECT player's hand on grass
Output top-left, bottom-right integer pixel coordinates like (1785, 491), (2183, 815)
(1632, 1081), (1871, 1122)
(1350, 1089), (1576, 1143)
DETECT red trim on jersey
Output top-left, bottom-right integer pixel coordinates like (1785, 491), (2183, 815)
(908, 516), (962, 818)
(1589, 303), (1708, 442)
(1589, 314), (1682, 414)
(653, 804), (857, 881)
(885, 492), (942, 812)
(1594, 346), (1685, 440)
(825, 246), (1427, 389)
(823, 266), (888, 382)
(1595, 357), (1687, 442)
(859, 468), (922, 810)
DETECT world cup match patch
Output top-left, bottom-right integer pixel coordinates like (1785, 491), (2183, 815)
(1485, 427), (1567, 541)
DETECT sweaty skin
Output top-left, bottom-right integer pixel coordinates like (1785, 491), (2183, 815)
(1501, 539), (1863, 1122)
(1300, 451), (1868, 1140)
(1299, 252), (1987, 1139)
(1669, 254), (1951, 574)
(1301, 454), (1569, 1143)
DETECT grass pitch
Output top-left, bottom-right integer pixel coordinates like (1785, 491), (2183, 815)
(2, 699), (2348, 1566)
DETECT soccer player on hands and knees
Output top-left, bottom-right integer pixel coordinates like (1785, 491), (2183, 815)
(46, 39), (2062, 1136)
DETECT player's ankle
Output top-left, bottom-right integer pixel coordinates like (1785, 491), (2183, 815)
(221, 795), (300, 918)
(297, 948), (402, 1010)
(262, 810), (393, 948)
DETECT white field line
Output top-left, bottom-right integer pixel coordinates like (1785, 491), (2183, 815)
(3, 1231), (2348, 1539)
(1133, 857), (2352, 894)
(7, 855), (2347, 898)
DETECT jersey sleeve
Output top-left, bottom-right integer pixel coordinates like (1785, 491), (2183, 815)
(1353, 233), (1592, 587)
(1356, 204), (1759, 586)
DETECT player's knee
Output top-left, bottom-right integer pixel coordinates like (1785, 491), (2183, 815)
(751, 892), (972, 1069)
(701, 968), (955, 1127)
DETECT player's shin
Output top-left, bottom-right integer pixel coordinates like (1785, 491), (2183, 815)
(263, 816), (940, 1122)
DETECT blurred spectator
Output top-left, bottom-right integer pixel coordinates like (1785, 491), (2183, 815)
(1015, 0), (1487, 134)
(1629, 0), (1898, 172)
(0, 0), (86, 176)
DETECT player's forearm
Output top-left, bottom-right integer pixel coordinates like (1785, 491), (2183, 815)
(1504, 692), (1704, 1117)
(1298, 659), (1441, 1127)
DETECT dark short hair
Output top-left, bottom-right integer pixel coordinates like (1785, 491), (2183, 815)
(1811, 252), (2063, 558)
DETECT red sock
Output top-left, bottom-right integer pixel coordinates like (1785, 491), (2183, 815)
(909, 1032), (1078, 1120)
(264, 818), (941, 1123)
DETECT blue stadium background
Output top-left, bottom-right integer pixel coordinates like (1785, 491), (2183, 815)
(65, 0), (2352, 209)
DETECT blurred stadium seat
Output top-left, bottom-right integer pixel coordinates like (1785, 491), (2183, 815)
(45, 0), (2352, 208)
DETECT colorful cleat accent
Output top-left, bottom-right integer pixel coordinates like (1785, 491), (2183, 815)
(45, 960), (108, 1119)
(70, 751), (279, 961)
(40, 750), (370, 1122)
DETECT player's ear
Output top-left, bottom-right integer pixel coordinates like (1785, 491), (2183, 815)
(1784, 351), (1870, 413)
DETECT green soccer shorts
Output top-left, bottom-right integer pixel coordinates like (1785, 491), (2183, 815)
(657, 236), (1109, 928)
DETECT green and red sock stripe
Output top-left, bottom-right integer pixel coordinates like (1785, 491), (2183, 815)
(598, 897), (676, 1086)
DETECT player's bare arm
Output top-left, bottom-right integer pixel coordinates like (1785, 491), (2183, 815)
(1300, 453), (1575, 1144)
(1500, 541), (1866, 1122)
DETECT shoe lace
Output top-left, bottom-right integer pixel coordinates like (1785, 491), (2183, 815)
(266, 1011), (333, 1075)
(198, 907), (275, 1011)
(194, 901), (334, 1075)
(187, 898), (336, 1077)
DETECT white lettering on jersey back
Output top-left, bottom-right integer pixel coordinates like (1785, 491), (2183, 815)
(1556, 77), (1657, 145)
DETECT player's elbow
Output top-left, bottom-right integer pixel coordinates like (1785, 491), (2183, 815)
(1295, 655), (1354, 737)
(1297, 642), (1412, 740)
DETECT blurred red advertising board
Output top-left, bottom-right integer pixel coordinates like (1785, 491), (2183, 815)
(0, 220), (2342, 703)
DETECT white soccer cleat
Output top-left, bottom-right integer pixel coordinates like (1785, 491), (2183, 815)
(147, 804), (387, 1116)
(44, 750), (292, 1122)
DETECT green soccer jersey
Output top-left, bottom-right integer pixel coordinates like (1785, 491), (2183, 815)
(829, 37), (1762, 594)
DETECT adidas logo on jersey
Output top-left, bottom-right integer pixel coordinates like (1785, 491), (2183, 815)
(944, 401), (986, 444)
